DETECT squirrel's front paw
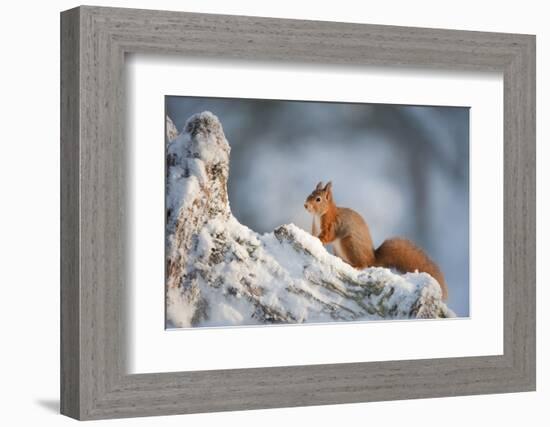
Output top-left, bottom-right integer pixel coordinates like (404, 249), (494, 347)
(318, 234), (329, 244)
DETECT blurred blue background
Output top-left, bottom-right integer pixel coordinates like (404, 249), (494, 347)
(167, 96), (470, 317)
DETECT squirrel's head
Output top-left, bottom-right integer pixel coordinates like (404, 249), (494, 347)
(304, 181), (333, 215)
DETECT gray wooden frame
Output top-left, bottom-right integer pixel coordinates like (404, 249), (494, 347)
(60, 5), (536, 420)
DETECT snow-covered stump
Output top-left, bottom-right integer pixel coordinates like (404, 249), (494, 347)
(166, 111), (454, 328)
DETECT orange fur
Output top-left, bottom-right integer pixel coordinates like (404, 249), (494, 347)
(305, 181), (448, 300)
(374, 238), (448, 300)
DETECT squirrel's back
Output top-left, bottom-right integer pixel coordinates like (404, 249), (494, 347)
(336, 207), (372, 241)
(333, 207), (375, 268)
(374, 238), (448, 300)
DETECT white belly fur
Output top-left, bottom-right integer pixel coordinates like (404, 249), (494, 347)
(332, 238), (348, 262)
(313, 215), (321, 236)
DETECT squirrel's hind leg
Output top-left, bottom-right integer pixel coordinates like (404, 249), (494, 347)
(337, 236), (372, 269)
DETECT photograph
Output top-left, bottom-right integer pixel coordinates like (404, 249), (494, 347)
(165, 96), (469, 329)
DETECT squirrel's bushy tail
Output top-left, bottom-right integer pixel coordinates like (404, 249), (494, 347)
(374, 238), (448, 301)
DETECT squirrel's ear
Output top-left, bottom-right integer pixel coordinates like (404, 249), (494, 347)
(324, 181), (332, 199)
(315, 181), (323, 191)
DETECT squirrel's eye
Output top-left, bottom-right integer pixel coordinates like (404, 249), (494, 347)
(316, 197), (321, 202)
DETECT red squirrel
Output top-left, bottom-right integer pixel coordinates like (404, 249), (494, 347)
(304, 181), (448, 300)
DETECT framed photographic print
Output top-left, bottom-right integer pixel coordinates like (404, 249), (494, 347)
(61, 5), (536, 420)
(164, 97), (466, 330)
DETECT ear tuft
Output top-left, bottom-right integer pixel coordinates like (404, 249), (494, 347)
(324, 181), (333, 200)
(315, 181), (323, 191)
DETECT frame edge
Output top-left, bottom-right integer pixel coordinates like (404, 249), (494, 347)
(60, 6), (82, 420)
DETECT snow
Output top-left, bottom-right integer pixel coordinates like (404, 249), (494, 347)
(183, 111), (230, 164)
(165, 112), (454, 329)
(166, 115), (179, 143)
